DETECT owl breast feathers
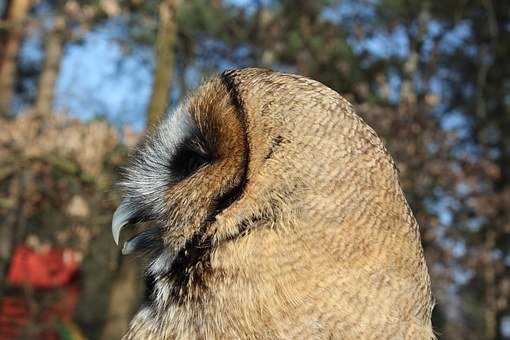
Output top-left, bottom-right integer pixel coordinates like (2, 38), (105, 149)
(112, 68), (435, 339)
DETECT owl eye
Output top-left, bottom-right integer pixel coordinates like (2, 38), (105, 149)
(171, 141), (211, 180)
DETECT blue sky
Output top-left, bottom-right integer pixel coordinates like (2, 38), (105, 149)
(31, 0), (472, 134)
(55, 20), (153, 130)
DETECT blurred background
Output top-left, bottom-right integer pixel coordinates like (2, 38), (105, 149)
(0, 0), (508, 339)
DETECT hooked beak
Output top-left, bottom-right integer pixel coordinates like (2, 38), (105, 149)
(112, 199), (162, 255)
(112, 198), (134, 245)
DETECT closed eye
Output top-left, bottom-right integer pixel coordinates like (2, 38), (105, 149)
(171, 142), (211, 180)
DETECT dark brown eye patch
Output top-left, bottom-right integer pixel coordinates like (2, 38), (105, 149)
(170, 134), (212, 181)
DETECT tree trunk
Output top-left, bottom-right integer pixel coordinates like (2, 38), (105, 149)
(0, 171), (28, 292)
(146, 0), (181, 129)
(35, 15), (65, 115)
(100, 257), (142, 340)
(0, 0), (32, 117)
(100, 3), (182, 334)
(483, 230), (497, 340)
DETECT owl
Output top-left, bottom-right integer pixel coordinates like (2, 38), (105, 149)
(112, 68), (435, 339)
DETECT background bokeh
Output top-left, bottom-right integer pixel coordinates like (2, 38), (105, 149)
(0, 0), (508, 339)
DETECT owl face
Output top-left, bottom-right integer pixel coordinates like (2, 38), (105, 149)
(112, 78), (247, 260)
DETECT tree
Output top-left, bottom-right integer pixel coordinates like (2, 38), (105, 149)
(146, 0), (182, 128)
(35, 15), (66, 115)
(0, 0), (33, 117)
(435, 1), (510, 338)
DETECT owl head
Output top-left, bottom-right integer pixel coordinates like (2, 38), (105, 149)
(113, 72), (248, 258)
(112, 66), (400, 274)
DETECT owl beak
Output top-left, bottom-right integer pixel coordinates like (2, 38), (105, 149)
(112, 198), (134, 245)
(121, 227), (161, 255)
(112, 199), (162, 255)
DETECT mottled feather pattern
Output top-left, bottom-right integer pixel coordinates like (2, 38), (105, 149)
(115, 68), (435, 339)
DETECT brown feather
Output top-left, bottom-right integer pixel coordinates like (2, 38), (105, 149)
(121, 68), (434, 339)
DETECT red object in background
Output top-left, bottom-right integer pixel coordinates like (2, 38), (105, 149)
(7, 245), (80, 288)
(0, 245), (82, 339)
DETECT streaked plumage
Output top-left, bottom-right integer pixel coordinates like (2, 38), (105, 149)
(112, 68), (435, 339)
